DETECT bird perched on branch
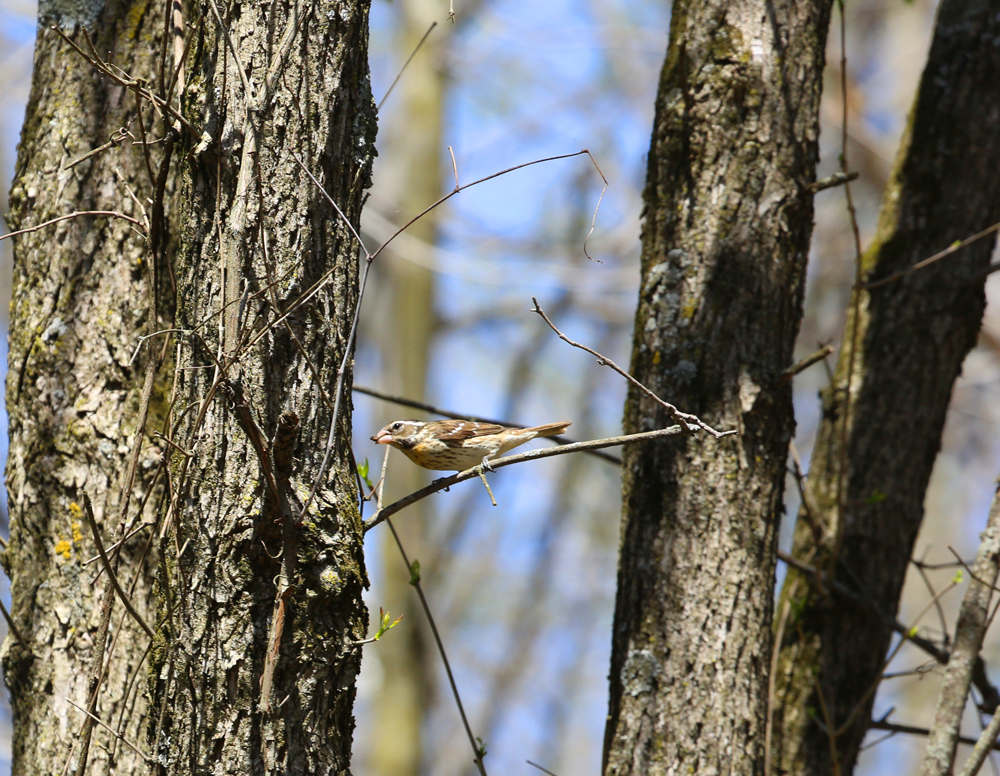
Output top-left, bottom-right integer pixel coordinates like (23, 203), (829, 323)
(371, 419), (572, 472)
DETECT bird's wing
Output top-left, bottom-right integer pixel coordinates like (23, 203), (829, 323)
(433, 421), (506, 441)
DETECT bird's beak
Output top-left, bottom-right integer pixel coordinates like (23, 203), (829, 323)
(371, 428), (391, 444)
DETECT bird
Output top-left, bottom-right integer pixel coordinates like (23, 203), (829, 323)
(371, 418), (572, 472)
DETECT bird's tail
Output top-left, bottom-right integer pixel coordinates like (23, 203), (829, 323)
(525, 420), (572, 438)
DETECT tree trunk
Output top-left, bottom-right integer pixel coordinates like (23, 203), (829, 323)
(771, 2), (1000, 773)
(604, 1), (832, 774)
(3, 0), (376, 773)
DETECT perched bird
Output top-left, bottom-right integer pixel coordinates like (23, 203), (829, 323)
(371, 419), (572, 472)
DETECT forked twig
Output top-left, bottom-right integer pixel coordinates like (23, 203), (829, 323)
(82, 496), (154, 639)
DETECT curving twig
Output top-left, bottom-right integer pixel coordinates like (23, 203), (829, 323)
(531, 298), (734, 439)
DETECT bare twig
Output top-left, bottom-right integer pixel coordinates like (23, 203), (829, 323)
(1, 210), (146, 242)
(82, 521), (155, 567)
(869, 719), (1000, 752)
(781, 345), (834, 380)
(836, 577), (959, 738)
(378, 21), (438, 110)
(206, 0), (255, 104)
(582, 155), (609, 261)
(809, 171), (859, 193)
(65, 698), (150, 762)
(865, 220), (1000, 290)
(0, 597), (29, 651)
(52, 26), (197, 135)
(921, 508), (1000, 776)
(365, 425), (685, 532)
(82, 496), (154, 639)
(367, 150), (601, 264)
(836, 0), (865, 575)
(531, 298), (733, 438)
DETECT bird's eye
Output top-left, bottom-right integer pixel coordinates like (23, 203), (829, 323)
(391, 422), (402, 431)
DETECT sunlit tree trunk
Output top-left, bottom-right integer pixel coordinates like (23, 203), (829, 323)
(3, 0), (376, 772)
(604, 1), (832, 773)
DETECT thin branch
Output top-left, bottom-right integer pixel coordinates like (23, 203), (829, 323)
(292, 152), (371, 255)
(364, 425), (685, 532)
(777, 551), (955, 666)
(82, 496), (155, 639)
(82, 521), (155, 567)
(836, 578), (959, 738)
(781, 345), (834, 380)
(836, 0), (865, 591)
(353, 384), (622, 464)
(809, 170), (859, 193)
(922, 506), (1000, 776)
(65, 698), (150, 762)
(864, 220), (1000, 291)
(378, 21), (438, 110)
(869, 719), (1000, 752)
(1, 210), (146, 242)
(206, 0), (255, 104)
(367, 150), (600, 264)
(52, 26), (197, 135)
(582, 155), (609, 261)
(960, 709), (1000, 776)
(531, 298), (733, 438)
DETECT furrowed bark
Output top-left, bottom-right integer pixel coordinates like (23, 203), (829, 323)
(604, 0), (832, 773)
(772, 2), (1000, 773)
(4, 5), (173, 773)
(150, 0), (376, 772)
(4, 0), (377, 773)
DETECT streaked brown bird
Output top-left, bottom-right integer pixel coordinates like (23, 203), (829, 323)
(371, 419), (572, 472)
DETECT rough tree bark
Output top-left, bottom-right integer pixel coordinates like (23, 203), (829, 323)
(3, 0), (376, 773)
(771, 2), (1000, 774)
(603, 0), (832, 774)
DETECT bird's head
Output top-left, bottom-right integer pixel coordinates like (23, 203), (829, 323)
(371, 420), (424, 446)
